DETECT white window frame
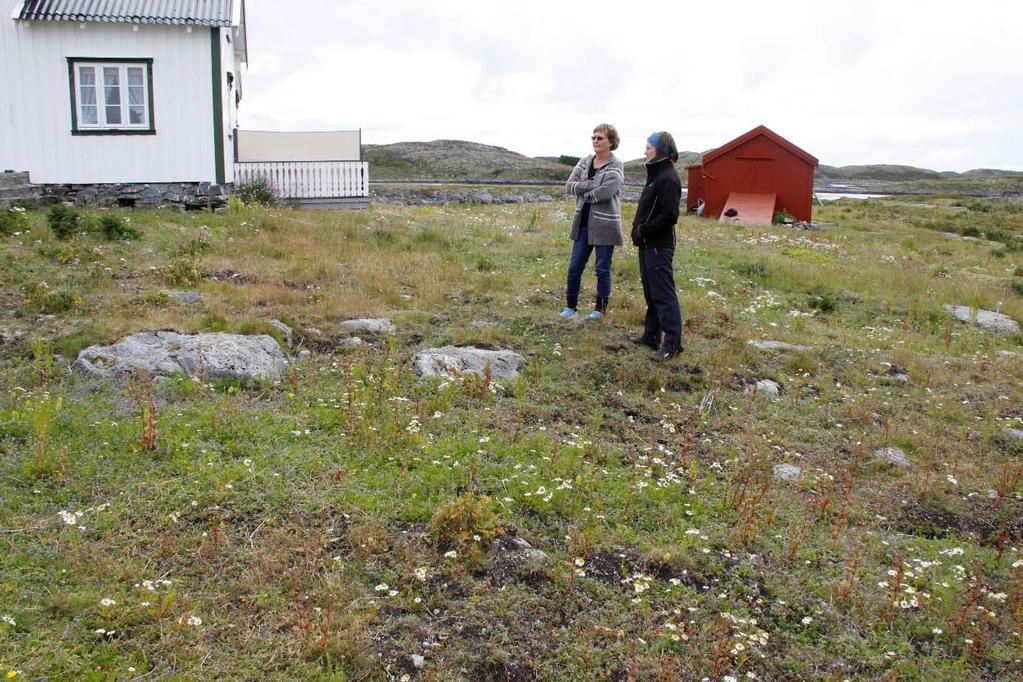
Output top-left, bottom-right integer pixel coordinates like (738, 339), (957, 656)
(68, 58), (154, 135)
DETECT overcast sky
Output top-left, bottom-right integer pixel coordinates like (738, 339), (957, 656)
(240, 0), (1023, 171)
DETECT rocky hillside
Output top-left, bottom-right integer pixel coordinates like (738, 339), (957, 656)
(363, 139), (1022, 195)
(365, 140), (701, 185)
(363, 140), (571, 182)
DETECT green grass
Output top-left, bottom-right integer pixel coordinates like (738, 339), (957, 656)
(1, 197), (1022, 680)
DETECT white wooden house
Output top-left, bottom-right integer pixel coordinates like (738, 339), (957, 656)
(0, 0), (248, 207)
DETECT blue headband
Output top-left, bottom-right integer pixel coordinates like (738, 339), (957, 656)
(647, 132), (661, 147)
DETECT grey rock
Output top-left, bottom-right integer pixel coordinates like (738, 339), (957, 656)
(987, 489), (999, 500)
(171, 290), (201, 305)
(997, 350), (1019, 358)
(967, 431), (982, 441)
(746, 379), (781, 399)
(340, 318), (396, 334)
(73, 331), (287, 383)
(773, 464), (802, 482)
(944, 305), (1021, 336)
(270, 319), (293, 348)
(298, 349), (311, 359)
(339, 337), (365, 348)
(873, 446), (911, 468)
(1001, 428), (1023, 441)
(747, 340), (810, 352)
(412, 346), (526, 380)
(489, 534), (551, 579)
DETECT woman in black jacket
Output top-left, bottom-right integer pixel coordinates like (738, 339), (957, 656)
(630, 131), (684, 362)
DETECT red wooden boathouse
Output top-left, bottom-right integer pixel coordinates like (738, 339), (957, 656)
(686, 125), (819, 223)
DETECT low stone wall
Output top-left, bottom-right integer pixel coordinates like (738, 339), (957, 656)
(38, 182), (232, 210)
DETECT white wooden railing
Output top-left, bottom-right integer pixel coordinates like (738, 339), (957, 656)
(234, 161), (369, 199)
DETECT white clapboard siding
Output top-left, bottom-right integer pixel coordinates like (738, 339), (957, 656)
(0, 9), (238, 184)
(234, 161), (369, 199)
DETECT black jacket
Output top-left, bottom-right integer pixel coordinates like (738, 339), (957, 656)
(631, 157), (681, 249)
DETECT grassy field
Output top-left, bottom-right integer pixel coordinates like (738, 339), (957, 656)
(1, 195), (1022, 681)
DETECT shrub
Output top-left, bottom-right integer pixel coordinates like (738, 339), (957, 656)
(235, 178), (278, 206)
(98, 214), (141, 241)
(47, 205), (80, 240)
(178, 227), (212, 257)
(985, 228), (1011, 244)
(558, 155), (580, 166)
(772, 210), (794, 224)
(806, 291), (837, 313)
(1014, 266), (1023, 277)
(138, 290), (172, 306)
(22, 281), (84, 313)
(164, 257), (203, 287)
(960, 226), (981, 238)
(1011, 281), (1023, 297)
(427, 493), (503, 552)
(734, 260), (771, 278)
(0, 206), (29, 236)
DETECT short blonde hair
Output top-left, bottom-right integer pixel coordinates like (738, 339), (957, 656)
(593, 123), (619, 151)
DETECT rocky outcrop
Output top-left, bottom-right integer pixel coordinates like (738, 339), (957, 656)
(873, 446), (911, 468)
(412, 346), (526, 379)
(944, 305), (1020, 336)
(340, 318), (396, 334)
(748, 340), (810, 352)
(73, 331), (287, 383)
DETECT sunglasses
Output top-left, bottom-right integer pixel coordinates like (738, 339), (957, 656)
(591, 135), (606, 141)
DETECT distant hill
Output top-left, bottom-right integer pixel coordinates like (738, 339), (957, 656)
(364, 140), (700, 184)
(363, 140), (570, 182)
(815, 164), (1023, 182)
(363, 139), (1022, 190)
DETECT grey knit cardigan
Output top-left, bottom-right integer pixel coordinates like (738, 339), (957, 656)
(565, 154), (625, 246)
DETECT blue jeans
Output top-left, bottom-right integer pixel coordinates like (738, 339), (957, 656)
(565, 224), (614, 307)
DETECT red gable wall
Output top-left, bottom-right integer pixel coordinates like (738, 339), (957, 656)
(687, 126), (818, 222)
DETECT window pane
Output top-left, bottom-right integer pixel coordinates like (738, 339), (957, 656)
(78, 67), (97, 125)
(103, 67), (121, 125)
(104, 84), (120, 106)
(79, 84), (96, 106)
(127, 67), (144, 86)
(129, 106), (144, 124)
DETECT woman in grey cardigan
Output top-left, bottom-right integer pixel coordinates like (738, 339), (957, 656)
(560, 123), (625, 321)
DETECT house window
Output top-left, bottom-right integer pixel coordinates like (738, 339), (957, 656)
(68, 59), (154, 134)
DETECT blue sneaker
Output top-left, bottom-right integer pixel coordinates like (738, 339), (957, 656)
(558, 307), (578, 319)
(585, 310), (603, 321)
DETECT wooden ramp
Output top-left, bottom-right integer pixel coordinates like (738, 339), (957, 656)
(719, 192), (776, 225)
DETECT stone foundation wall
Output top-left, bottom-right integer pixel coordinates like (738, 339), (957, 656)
(39, 182), (232, 209)
(1, 173), (232, 210)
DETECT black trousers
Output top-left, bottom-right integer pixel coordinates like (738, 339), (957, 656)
(638, 245), (683, 351)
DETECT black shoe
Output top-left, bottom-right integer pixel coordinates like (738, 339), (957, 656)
(649, 347), (683, 363)
(629, 335), (658, 350)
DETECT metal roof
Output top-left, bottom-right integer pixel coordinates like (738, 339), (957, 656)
(16, 0), (236, 27)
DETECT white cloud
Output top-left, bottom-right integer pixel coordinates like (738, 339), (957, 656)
(241, 0), (1023, 171)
